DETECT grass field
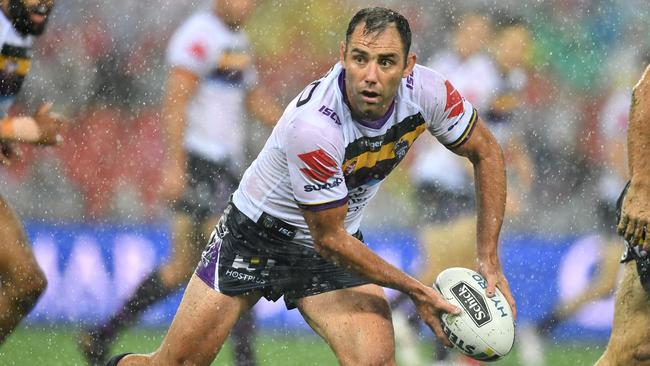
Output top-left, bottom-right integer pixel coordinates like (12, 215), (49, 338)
(0, 326), (605, 365)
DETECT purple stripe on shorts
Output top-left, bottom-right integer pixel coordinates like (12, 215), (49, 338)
(195, 239), (221, 289)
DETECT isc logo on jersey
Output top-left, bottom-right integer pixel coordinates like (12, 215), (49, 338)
(435, 267), (515, 362)
(298, 149), (344, 192)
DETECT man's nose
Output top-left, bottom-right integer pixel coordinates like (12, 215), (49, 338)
(364, 62), (378, 84)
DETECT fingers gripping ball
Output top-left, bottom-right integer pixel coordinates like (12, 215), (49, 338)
(435, 267), (515, 362)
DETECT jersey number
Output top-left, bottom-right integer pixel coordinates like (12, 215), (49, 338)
(296, 81), (321, 107)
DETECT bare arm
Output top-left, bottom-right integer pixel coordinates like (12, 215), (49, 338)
(618, 65), (650, 247)
(453, 118), (506, 262)
(0, 103), (66, 165)
(0, 102), (65, 145)
(303, 204), (460, 345)
(246, 85), (283, 128)
(160, 67), (200, 201)
(452, 117), (516, 317)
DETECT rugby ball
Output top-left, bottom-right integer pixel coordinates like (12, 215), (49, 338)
(435, 267), (515, 362)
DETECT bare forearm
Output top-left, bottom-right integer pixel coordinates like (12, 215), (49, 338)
(473, 145), (506, 258)
(0, 110), (62, 145)
(315, 230), (425, 296)
(162, 68), (199, 165)
(0, 116), (37, 142)
(628, 65), (650, 187)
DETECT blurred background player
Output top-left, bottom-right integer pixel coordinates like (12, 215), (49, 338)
(392, 14), (535, 366)
(78, 0), (282, 365)
(0, 0), (65, 345)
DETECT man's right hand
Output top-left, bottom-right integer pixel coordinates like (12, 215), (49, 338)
(33, 102), (66, 145)
(409, 284), (461, 347)
(160, 162), (186, 203)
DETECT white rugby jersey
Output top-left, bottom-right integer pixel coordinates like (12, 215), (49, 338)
(410, 50), (498, 190)
(166, 11), (257, 167)
(0, 12), (34, 118)
(233, 62), (477, 246)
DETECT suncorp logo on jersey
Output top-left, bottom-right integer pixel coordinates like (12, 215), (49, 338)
(304, 177), (344, 192)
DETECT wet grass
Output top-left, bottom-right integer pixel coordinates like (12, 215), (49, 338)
(0, 325), (604, 365)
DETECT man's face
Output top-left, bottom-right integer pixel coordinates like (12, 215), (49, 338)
(453, 15), (491, 59)
(340, 24), (415, 121)
(494, 25), (530, 71)
(215, 0), (257, 28)
(8, 0), (54, 36)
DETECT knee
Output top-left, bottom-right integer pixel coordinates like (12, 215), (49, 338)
(634, 344), (650, 363)
(352, 354), (395, 366)
(149, 349), (209, 366)
(342, 346), (395, 366)
(32, 269), (47, 298)
(17, 267), (47, 310)
(160, 259), (195, 288)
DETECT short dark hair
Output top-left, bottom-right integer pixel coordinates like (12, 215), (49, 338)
(345, 7), (412, 58)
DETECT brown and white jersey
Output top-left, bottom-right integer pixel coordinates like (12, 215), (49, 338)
(166, 11), (257, 167)
(0, 11), (34, 118)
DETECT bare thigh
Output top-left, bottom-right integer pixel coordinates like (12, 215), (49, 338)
(122, 274), (260, 366)
(296, 284), (395, 366)
(596, 261), (650, 366)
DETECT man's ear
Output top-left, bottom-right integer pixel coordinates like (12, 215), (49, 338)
(339, 41), (346, 64)
(402, 52), (417, 78)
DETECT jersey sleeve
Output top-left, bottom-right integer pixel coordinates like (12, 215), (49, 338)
(284, 118), (348, 211)
(420, 67), (479, 150)
(166, 15), (222, 78)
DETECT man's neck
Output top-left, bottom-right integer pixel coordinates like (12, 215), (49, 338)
(337, 70), (395, 129)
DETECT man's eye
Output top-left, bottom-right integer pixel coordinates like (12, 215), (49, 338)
(354, 56), (365, 63)
(380, 59), (394, 67)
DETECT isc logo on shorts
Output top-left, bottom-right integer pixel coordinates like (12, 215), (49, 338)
(451, 282), (491, 327)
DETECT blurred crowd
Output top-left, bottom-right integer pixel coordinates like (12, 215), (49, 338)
(1, 0), (649, 236)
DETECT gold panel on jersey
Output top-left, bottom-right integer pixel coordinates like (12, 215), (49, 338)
(342, 123), (426, 174)
(0, 56), (31, 76)
(217, 52), (252, 71)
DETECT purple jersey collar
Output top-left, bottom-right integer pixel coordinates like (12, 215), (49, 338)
(338, 69), (395, 130)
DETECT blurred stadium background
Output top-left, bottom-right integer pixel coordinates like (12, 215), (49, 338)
(2, 0), (650, 364)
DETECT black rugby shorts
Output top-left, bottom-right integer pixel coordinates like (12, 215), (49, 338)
(174, 153), (239, 221)
(195, 203), (370, 309)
